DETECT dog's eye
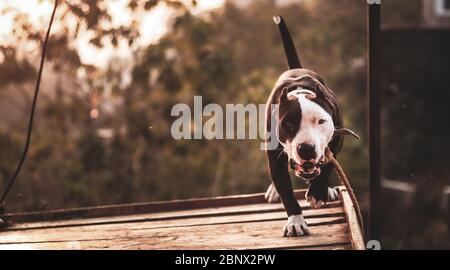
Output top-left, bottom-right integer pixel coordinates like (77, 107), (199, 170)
(318, 119), (326, 125)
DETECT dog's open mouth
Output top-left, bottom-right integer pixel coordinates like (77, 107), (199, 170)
(290, 157), (324, 180)
(299, 169), (319, 180)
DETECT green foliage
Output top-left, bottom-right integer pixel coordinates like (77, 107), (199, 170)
(0, 0), (367, 212)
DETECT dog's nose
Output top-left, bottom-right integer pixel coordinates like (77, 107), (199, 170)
(301, 162), (315, 170)
(297, 143), (316, 160)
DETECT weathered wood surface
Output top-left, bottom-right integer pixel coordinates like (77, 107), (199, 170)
(0, 188), (364, 250)
(2, 190), (307, 224)
(339, 187), (365, 250)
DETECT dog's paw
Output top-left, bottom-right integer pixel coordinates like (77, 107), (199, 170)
(264, 184), (280, 203)
(327, 187), (340, 201)
(306, 187), (339, 209)
(283, 214), (310, 237)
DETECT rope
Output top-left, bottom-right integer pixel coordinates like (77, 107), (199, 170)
(0, 0), (60, 226)
(324, 148), (364, 236)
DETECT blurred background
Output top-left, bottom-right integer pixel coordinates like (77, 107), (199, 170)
(0, 0), (448, 249)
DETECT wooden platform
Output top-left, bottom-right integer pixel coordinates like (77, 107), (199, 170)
(0, 187), (364, 250)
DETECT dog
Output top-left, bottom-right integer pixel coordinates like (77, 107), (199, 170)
(264, 16), (359, 237)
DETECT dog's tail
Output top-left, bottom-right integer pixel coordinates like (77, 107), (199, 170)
(273, 15), (302, 69)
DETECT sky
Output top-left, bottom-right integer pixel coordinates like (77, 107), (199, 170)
(0, 0), (225, 68)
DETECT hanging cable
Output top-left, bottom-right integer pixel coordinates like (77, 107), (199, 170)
(0, 0), (60, 224)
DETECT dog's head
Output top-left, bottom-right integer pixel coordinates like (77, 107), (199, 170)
(274, 72), (359, 181)
(276, 86), (331, 180)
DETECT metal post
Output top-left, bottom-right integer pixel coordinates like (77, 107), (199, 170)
(367, 1), (381, 241)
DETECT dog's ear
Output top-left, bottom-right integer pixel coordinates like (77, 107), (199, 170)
(333, 128), (360, 140)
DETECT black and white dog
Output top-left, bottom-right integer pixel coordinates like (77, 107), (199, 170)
(264, 16), (359, 237)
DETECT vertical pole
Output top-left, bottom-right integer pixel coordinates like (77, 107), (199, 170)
(367, 1), (381, 241)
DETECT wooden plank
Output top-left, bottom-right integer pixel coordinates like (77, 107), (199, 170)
(0, 214), (346, 245)
(0, 222), (350, 250)
(2, 211), (345, 238)
(4, 200), (343, 231)
(286, 244), (352, 250)
(339, 187), (365, 250)
(2, 189), (307, 224)
(0, 233), (351, 250)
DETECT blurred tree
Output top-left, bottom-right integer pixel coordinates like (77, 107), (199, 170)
(0, 0), (367, 212)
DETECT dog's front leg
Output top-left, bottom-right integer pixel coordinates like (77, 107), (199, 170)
(267, 149), (309, 237)
(306, 163), (339, 209)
